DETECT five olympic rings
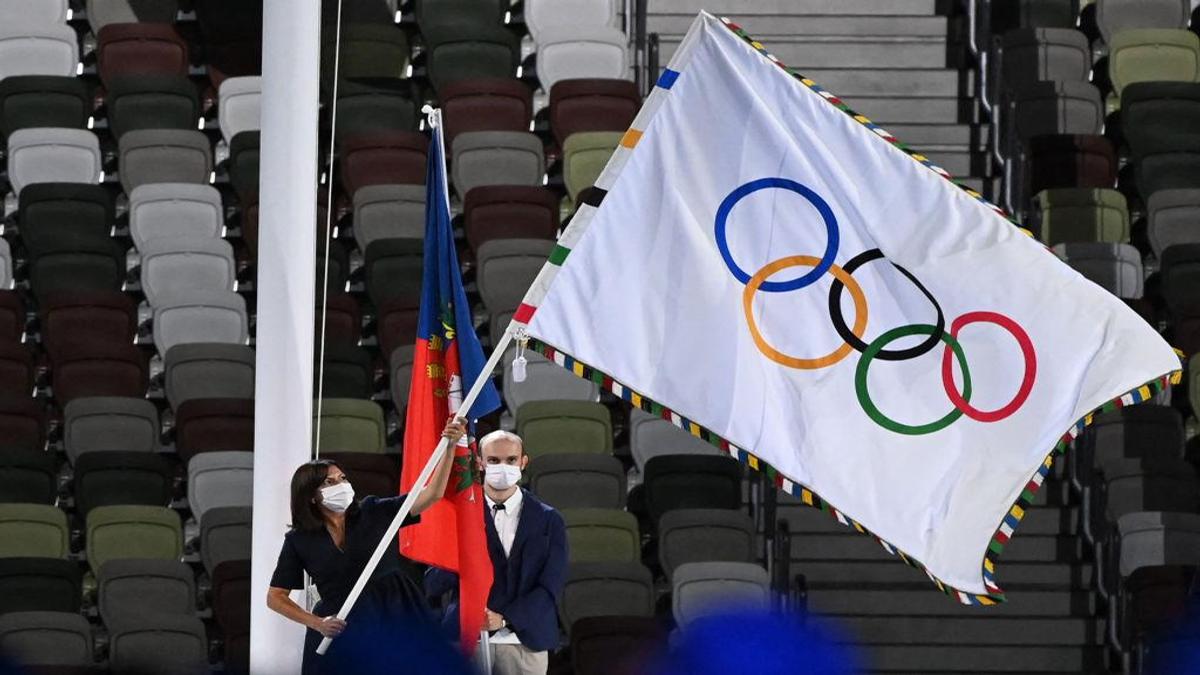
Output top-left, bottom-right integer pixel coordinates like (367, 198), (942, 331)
(716, 178), (1038, 436)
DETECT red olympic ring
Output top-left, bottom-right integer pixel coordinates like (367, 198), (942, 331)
(940, 311), (1036, 423)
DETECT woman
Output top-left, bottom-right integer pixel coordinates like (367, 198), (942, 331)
(267, 417), (467, 675)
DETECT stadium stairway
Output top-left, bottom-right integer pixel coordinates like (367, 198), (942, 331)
(778, 475), (1108, 674)
(646, 0), (993, 196)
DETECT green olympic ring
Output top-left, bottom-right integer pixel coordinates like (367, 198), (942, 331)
(855, 324), (972, 436)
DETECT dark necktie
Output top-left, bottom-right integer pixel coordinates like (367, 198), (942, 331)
(493, 503), (505, 513)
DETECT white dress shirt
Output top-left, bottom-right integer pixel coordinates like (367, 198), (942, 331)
(485, 488), (524, 645)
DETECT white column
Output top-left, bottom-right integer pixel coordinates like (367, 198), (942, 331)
(250, 1), (321, 673)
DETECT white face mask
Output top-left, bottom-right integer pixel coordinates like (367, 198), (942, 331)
(320, 482), (355, 512)
(484, 463), (522, 490)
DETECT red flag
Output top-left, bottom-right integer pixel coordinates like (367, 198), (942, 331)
(399, 119), (501, 651)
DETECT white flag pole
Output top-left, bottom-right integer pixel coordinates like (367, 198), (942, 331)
(317, 109), (514, 655)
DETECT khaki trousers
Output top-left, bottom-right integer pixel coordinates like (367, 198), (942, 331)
(491, 642), (548, 675)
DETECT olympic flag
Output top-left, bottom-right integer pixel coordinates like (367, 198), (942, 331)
(506, 12), (1181, 600)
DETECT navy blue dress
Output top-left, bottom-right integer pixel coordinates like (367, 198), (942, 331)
(271, 495), (431, 675)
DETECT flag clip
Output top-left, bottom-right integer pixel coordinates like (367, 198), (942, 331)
(512, 328), (529, 383)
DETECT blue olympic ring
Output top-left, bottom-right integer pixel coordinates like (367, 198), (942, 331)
(714, 177), (840, 292)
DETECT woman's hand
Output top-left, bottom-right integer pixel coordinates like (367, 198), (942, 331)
(442, 416), (467, 445)
(312, 615), (347, 638)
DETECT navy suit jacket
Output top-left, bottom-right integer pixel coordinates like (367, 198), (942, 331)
(425, 488), (569, 652)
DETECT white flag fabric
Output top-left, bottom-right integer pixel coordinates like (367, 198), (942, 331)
(510, 12), (1181, 601)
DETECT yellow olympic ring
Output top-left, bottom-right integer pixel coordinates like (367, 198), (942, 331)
(742, 255), (868, 370)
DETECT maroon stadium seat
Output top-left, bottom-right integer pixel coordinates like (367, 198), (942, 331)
(0, 291), (25, 342)
(463, 185), (560, 256)
(1028, 134), (1117, 195)
(39, 291), (137, 362)
(96, 23), (190, 87)
(440, 78), (533, 146)
(339, 132), (428, 197)
(570, 616), (664, 675)
(321, 452), (400, 499)
(550, 78), (641, 148)
(174, 398), (254, 464)
(375, 297), (420, 360)
(318, 292), (362, 347)
(211, 558), (251, 673)
(0, 341), (35, 399)
(49, 341), (149, 404)
(0, 397), (47, 451)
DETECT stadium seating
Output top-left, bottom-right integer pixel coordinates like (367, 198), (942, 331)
(218, 76), (263, 146)
(463, 185), (559, 255)
(642, 455), (743, 525)
(440, 78), (532, 145)
(671, 562), (771, 628)
(7, 128), (102, 196)
(570, 615), (663, 675)
(49, 341), (148, 404)
(73, 451), (173, 514)
(0, 0), (70, 28)
(451, 131), (546, 198)
(314, 399), (387, 453)
(118, 129), (213, 193)
(560, 561), (655, 631)
(151, 289), (249, 357)
(97, 558), (196, 623)
(534, 27), (630, 95)
(107, 614), (210, 675)
(175, 398), (255, 464)
(1096, 0), (1191, 45)
(86, 0), (180, 34)
(85, 505), (183, 574)
(0, 611), (94, 668)
(562, 508), (640, 563)
(1052, 242), (1144, 298)
(199, 506), (252, 575)
(1147, 189), (1200, 258)
(139, 237), (237, 306)
(0, 25), (79, 80)
(658, 509), (757, 580)
(0, 558), (82, 614)
(63, 396), (159, 463)
(164, 343), (256, 409)
(0, 504), (68, 558)
(105, 75), (200, 139)
(516, 400), (613, 458)
(1107, 30), (1200, 103)
(0, 77), (90, 139)
(352, 184), (426, 251)
(527, 453), (626, 509)
(0, 449), (57, 505)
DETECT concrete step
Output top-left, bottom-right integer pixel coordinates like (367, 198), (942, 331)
(794, 560), (1094, 589)
(665, 38), (949, 69)
(649, 0), (938, 16)
(791, 533), (1075, 563)
(796, 68), (961, 97)
(646, 14), (949, 38)
(813, 96), (965, 124)
(834, 616), (1104, 646)
(805, 588), (1095, 617)
(858, 645), (1106, 672)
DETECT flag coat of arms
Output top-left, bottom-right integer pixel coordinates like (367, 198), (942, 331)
(508, 13), (1181, 601)
(400, 118), (502, 644)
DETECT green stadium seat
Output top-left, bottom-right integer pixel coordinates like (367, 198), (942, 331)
(1108, 29), (1200, 105)
(85, 505), (183, 575)
(314, 399), (387, 453)
(1034, 188), (1130, 245)
(562, 131), (621, 212)
(0, 504), (68, 558)
(516, 400), (613, 458)
(561, 508), (640, 563)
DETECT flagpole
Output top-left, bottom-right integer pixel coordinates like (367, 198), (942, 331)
(317, 109), (514, 656)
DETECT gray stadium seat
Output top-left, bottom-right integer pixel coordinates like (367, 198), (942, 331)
(1103, 460), (1199, 527)
(451, 131), (546, 199)
(188, 451), (253, 523)
(999, 28), (1092, 93)
(1, 239), (12, 288)
(86, 0), (180, 34)
(1006, 81), (1104, 158)
(97, 558), (196, 623)
(6, 128), (101, 195)
(0, 0), (70, 28)
(1097, 0), (1191, 45)
(658, 509), (757, 581)
(527, 454), (626, 510)
(629, 409), (724, 474)
(560, 561), (654, 632)
(0, 25), (79, 80)
(503, 348), (599, 414)
(1052, 242), (1144, 299)
(352, 184), (425, 252)
(476, 238), (553, 315)
(389, 345), (415, 408)
(151, 289), (248, 358)
(139, 236), (236, 306)
(1147, 189), (1200, 259)
(1117, 511), (1200, 579)
(164, 343), (255, 410)
(128, 183), (224, 251)
(108, 614), (209, 675)
(0, 611), (92, 667)
(200, 506), (252, 575)
(118, 129), (213, 193)
(63, 397), (159, 465)
(524, 0), (620, 45)
(489, 309), (516, 348)
(218, 76), (262, 145)
(534, 26), (630, 94)
(672, 561), (771, 628)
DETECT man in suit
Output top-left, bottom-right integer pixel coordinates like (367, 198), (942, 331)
(426, 429), (569, 675)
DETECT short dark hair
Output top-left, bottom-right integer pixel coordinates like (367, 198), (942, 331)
(290, 459), (340, 531)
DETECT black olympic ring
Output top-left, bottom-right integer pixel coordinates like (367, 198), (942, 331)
(826, 249), (947, 361)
